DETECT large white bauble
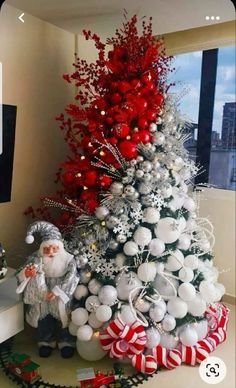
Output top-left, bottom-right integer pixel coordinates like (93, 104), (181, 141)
(77, 325), (93, 341)
(88, 279), (102, 295)
(177, 234), (191, 250)
(74, 285), (89, 300)
(153, 299), (167, 312)
(184, 255), (199, 269)
(161, 184), (172, 198)
(193, 320), (208, 341)
(167, 297), (188, 319)
(133, 227), (152, 247)
(199, 280), (217, 303)
(95, 206), (110, 220)
(137, 262), (157, 282)
(178, 282), (196, 301)
(149, 305), (165, 322)
(135, 298), (151, 313)
(168, 194), (185, 211)
(123, 241), (139, 256)
(77, 333), (107, 361)
(214, 282), (225, 302)
(146, 327), (161, 349)
(187, 295), (207, 316)
(173, 157), (184, 171)
(156, 262), (165, 274)
(154, 218), (182, 243)
(183, 198), (196, 212)
(98, 285), (118, 306)
(162, 314), (176, 331)
(153, 273), (179, 300)
(148, 238), (165, 257)
(160, 333), (179, 349)
(179, 326), (198, 346)
(116, 272), (142, 301)
(85, 295), (101, 312)
(115, 253), (126, 268)
(95, 305), (112, 322)
(165, 250), (184, 271)
(68, 321), (79, 336)
(72, 308), (89, 326)
(178, 267), (194, 282)
(119, 305), (136, 325)
(88, 312), (103, 329)
(143, 207), (160, 224)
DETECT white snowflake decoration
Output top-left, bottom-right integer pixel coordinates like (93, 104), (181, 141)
(147, 191), (165, 210)
(95, 258), (118, 279)
(113, 218), (133, 238)
(130, 203), (143, 225)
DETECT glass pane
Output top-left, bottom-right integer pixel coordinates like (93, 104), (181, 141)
(209, 45), (236, 190)
(170, 51), (202, 161)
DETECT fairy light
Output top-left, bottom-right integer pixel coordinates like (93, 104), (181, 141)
(101, 110), (105, 116)
(76, 173), (82, 177)
(83, 186), (88, 190)
(81, 155), (85, 160)
(100, 150), (105, 156)
(88, 142), (93, 147)
(101, 221), (106, 226)
(126, 136), (131, 140)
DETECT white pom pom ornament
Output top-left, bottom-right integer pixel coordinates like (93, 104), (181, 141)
(162, 314), (176, 331)
(148, 238), (165, 257)
(137, 262), (157, 282)
(146, 327), (161, 348)
(88, 279), (102, 295)
(98, 285), (118, 306)
(154, 218), (184, 243)
(165, 250), (184, 271)
(72, 308), (88, 326)
(178, 267), (194, 282)
(149, 305), (165, 322)
(187, 295), (206, 316)
(178, 282), (196, 301)
(95, 305), (112, 322)
(143, 208), (160, 224)
(88, 313), (103, 329)
(116, 272), (142, 301)
(68, 321), (78, 336)
(133, 227), (152, 247)
(123, 241), (139, 256)
(167, 297), (188, 319)
(74, 285), (89, 300)
(184, 255), (199, 269)
(119, 305), (136, 325)
(77, 325), (93, 341)
(85, 296), (101, 312)
(179, 326), (198, 346)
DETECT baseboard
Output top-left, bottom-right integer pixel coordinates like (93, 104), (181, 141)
(222, 294), (236, 305)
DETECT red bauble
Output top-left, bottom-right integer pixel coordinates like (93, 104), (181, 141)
(118, 140), (137, 160)
(153, 93), (164, 106)
(135, 97), (148, 113)
(131, 79), (141, 89)
(147, 109), (157, 121)
(99, 174), (113, 188)
(141, 73), (152, 84)
(138, 130), (151, 143)
(137, 117), (148, 129)
(62, 171), (74, 185)
(113, 123), (130, 138)
(106, 116), (114, 125)
(131, 132), (140, 143)
(111, 92), (122, 104)
(117, 81), (132, 93)
(108, 136), (118, 145)
(86, 198), (99, 213)
(83, 170), (98, 187)
(88, 121), (97, 132)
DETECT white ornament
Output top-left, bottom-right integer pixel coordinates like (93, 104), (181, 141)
(76, 333), (107, 361)
(119, 304), (136, 325)
(183, 198), (196, 212)
(137, 262), (157, 282)
(194, 320), (208, 340)
(153, 273), (178, 300)
(133, 227), (152, 247)
(98, 285), (118, 306)
(143, 207), (160, 224)
(165, 250), (184, 271)
(85, 296), (101, 312)
(178, 282), (196, 301)
(80, 271), (92, 283)
(72, 308), (88, 326)
(95, 305), (112, 322)
(149, 305), (165, 322)
(168, 194), (185, 211)
(153, 132), (165, 145)
(199, 280), (217, 303)
(167, 297), (188, 318)
(162, 314), (176, 331)
(172, 171), (181, 185)
(148, 238), (165, 257)
(95, 206), (109, 220)
(160, 333), (179, 349)
(115, 253), (126, 268)
(184, 255), (199, 269)
(116, 272), (142, 301)
(88, 313), (103, 329)
(146, 327), (161, 349)
(161, 184), (172, 198)
(68, 321), (78, 336)
(123, 241), (139, 256)
(77, 325), (93, 341)
(149, 122), (157, 132)
(178, 267), (194, 282)
(138, 183), (152, 195)
(177, 234), (191, 250)
(154, 217), (182, 243)
(187, 295), (206, 316)
(179, 326), (198, 346)
(173, 157), (184, 171)
(74, 285), (89, 300)
(110, 182), (124, 195)
(156, 262), (165, 274)
(135, 298), (151, 313)
(88, 279), (102, 295)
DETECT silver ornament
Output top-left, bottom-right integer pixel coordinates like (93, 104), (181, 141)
(153, 132), (165, 146)
(138, 183), (152, 195)
(116, 234), (127, 244)
(141, 161), (152, 172)
(137, 156), (144, 163)
(136, 169), (144, 179)
(143, 173), (152, 182)
(149, 122), (157, 132)
(95, 206), (110, 220)
(106, 215), (119, 229)
(110, 182), (124, 195)
(124, 185), (135, 197)
(108, 239), (119, 251)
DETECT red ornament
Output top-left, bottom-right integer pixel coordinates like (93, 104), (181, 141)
(137, 117), (148, 129)
(113, 123), (130, 138)
(99, 174), (113, 188)
(83, 170), (98, 187)
(135, 97), (147, 113)
(62, 171), (74, 186)
(138, 129), (151, 143)
(147, 109), (157, 121)
(117, 81), (132, 94)
(153, 93), (164, 106)
(131, 132), (140, 143)
(118, 140), (137, 159)
(111, 93), (122, 104)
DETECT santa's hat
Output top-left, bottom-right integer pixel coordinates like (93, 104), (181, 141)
(25, 221), (62, 244)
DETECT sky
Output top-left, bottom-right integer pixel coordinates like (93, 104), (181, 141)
(169, 45), (235, 137)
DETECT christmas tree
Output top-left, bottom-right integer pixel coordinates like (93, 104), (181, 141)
(40, 15), (229, 373)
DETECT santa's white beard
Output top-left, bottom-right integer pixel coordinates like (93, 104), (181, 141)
(42, 250), (69, 278)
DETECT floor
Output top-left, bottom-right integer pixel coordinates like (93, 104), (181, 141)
(0, 303), (235, 388)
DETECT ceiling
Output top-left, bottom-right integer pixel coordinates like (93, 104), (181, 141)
(6, 0), (235, 36)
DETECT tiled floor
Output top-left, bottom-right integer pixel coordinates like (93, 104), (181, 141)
(0, 303), (235, 388)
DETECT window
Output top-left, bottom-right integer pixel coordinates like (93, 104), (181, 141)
(172, 45), (236, 190)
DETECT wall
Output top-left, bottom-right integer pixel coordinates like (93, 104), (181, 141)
(0, 4), (75, 267)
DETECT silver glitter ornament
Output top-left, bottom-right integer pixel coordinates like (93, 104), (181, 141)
(108, 239), (119, 251)
(153, 132), (165, 146)
(143, 173), (152, 182)
(110, 182), (124, 195)
(138, 183), (152, 195)
(149, 122), (157, 132)
(116, 234), (127, 244)
(130, 159), (137, 167)
(136, 169), (144, 179)
(124, 185), (135, 197)
(95, 206), (110, 220)
(137, 156), (144, 163)
(106, 215), (119, 229)
(141, 161), (152, 172)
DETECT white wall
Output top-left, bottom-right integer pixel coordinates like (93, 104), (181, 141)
(0, 4), (75, 267)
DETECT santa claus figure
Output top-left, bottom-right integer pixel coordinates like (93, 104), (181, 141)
(16, 221), (79, 358)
